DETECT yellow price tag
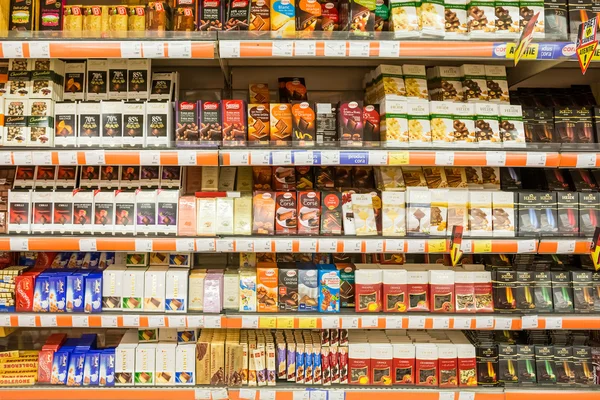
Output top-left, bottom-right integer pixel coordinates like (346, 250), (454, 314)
(473, 240), (493, 253)
(258, 317), (276, 329)
(505, 43), (539, 60)
(593, 46), (600, 60)
(428, 239), (446, 253)
(299, 318), (318, 329)
(276, 317), (295, 329)
(388, 151), (410, 165)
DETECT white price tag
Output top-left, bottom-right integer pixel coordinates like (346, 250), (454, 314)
(272, 151), (292, 165)
(196, 239), (216, 252)
(324, 40), (347, 57)
(341, 317), (359, 329)
(272, 40), (294, 57)
(58, 151), (78, 165)
(385, 239), (405, 252)
(361, 315), (379, 328)
(85, 150), (106, 165)
(168, 41), (192, 58)
(343, 239), (362, 253)
(29, 41), (51, 58)
(318, 238), (338, 253)
(365, 239), (383, 253)
(310, 391), (327, 400)
(140, 151), (161, 165)
(0, 315), (11, 327)
(368, 150), (388, 165)
(544, 317), (562, 329)
(459, 392), (475, 400)
(148, 316), (166, 327)
(176, 239), (195, 252)
(204, 315), (222, 328)
(142, 41), (165, 58)
(212, 388), (229, 400)
(40, 315), (57, 327)
(236, 239), (254, 252)
(135, 239), (153, 252)
(494, 317), (513, 330)
(432, 317), (450, 329)
(72, 315), (89, 327)
(295, 40), (317, 56)
(167, 316), (186, 328)
(577, 153), (597, 168)
(250, 150), (271, 165)
(328, 391), (345, 400)
(242, 316), (259, 329)
(320, 150), (340, 165)
(13, 152), (33, 165)
(0, 152), (12, 165)
(475, 316), (494, 329)
(486, 151), (506, 166)
(177, 150), (197, 165)
(439, 392), (455, 400)
(195, 390), (212, 400)
(186, 315), (204, 328)
(220, 41), (241, 58)
(321, 317), (340, 329)
(408, 316), (426, 329)
(299, 238), (317, 253)
(79, 239), (97, 252)
(517, 240), (536, 253)
(2, 42), (24, 58)
(292, 391), (310, 400)
(453, 317), (472, 329)
(32, 151), (52, 165)
(120, 41), (142, 58)
(435, 151), (455, 166)
(216, 239), (234, 252)
(253, 239), (273, 252)
(122, 315), (140, 327)
(10, 238), (28, 251)
(526, 152), (547, 166)
(239, 389), (257, 400)
(275, 239), (293, 253)
(521, 315), (539, 329)
(348, 41), (370, 57)
(462, 240), (473, 253)
(556, 240), (576, 254)
(228, 151), (249, 165)
(18, 315), (36, 327)
(294, 151), (314, 165)
(407, 239), (425, 253)
(385, 316), (403, 329)
(378, 41), (400, 57)
(101, 316), (118, 328)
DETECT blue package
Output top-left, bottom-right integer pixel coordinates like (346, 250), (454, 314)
(49, 273), (69, 313)
(84, 272), (102, 313)
(51, 350), (71, 385)
(99, 348), (115, 387)
(67, 351), (86, 386)
(304, 344), (313, 383)
(33, 274), (50, 312)
(82, 252), (100, 269)
(19, 252), (38, 266)
(51, 253), (71, 268)
(298, 264), (318, 312)
(317, 265), (340, 313)
(78, 334), (97, 351)
(296, 344), (305, 383)
(99, 252), (115, 268)
(84, 351), (101, 386)
(313, 346), (322, 384)
(66, 271), (87, 313)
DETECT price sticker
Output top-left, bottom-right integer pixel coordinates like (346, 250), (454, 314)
(577, 153), (597, 168)
(385, 239), (405, 252)
(176, 239), (195, 252)
(329, 392), (345, 400)
(475, 316), (494, 329)
(494, 317), (514, 330)
(365, 239), (383, 253)
(13, 152), (33, 165)
(196, 239), (216, 252)
(294, 150), (314, 165)
(320, 150), (340, 165)
(407, 240), (426, 253)
(277, 317), (295, 329)
(140, 151), (161, 165)
(378, 41), (400, 57)
(459, 392), (475, 400)
(120, 41), (142, 58)
(486, 151), (506, 166)
(242, 316), (259, 329)
(408, 316), (426, 329)
(32, 151), (52, 165)
(135, 239), (153, 252)
(428, 239), (446, 253)
(544, 317), (562, 329)
(229, 151), (249, 165)
(521, 315), (539, 329)
(343, 239), (362, 253)
(453, 317), (472, 329)
(292, 391), (310, 400)
(272, 40), (294, 57)
(177, 150), (197, 165)
(168, 316), (186, 328)
(186, 316), (204, 328)
(310, 391), (328, 400)
(220, 41), (240, 58)
(432, 317), (450, 329)
(0, 152), (13, 165)
(58, 151), (78, 165)
(348, 41), (370, 57)
(556, 240), (576, 254)
(72, 315), (89, 327)
(250, 150), (271, 165)
(321, 316), (340, 329)
(259, 317), (277, 329)
(518, 240), (537, 253)
(435, 151), (455, 166)
(18, 315), (36, 327)
(239, 389), (257, 400)
(253, 239), (273, 252)
(324, 41), (346, 57)
(299, 318), (317, 329)
(236, 239), (254, 252)
(0, 315), (10, 327)
(368, 150), (388, 165)
(101, 316), (118, 328)
(275, 239), (293, 253)
(10, 238), (28, 251)
(294, 40), (317, 56)
(168, 41), (192, 58)
(194, 390), (212, 400)
(148, 316), (166, 327)
(299, 238), (317, 253)
(2, 42), (24, 58)
(40, 315), (57, 327)
(361, 316), (379, 328)
(29, 41), (51, 58)
(388, 151), (410, 165)
(122, 315), (140, 327)
(526, 152), (547, 166)
(216, 239), (234, 252)
(84, 150), (105, 165)
(272, 151), (292, 165)
(142, 41), (165, 58)
(212, 388), (229, 400)
(204, 316), (222, 328)
(439, 392), (456, 400)
(341, 316), (359, 329)
(462, 240), (473, 253)
(385, 316), (403, 329)
(318, 238), (338, 253)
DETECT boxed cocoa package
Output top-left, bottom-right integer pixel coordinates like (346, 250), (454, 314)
(248, 103), (270, 145)
(297, 191), (321, 235)
(222, 100), (247, 145)
(270, 103), (293, 145)
(338, 101), (363, 146)
(292, 101), (316, 146)
(316, 103), (338, 145)
(175, 101), (200, 146)
(127, 59), (151, 100)
(86, 60), (108, 101)
(276, 191), (297, 235)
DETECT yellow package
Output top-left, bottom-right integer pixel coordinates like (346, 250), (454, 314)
(270, 0), (295, 33)
(82, 6), (109, 36)
(63, 5), (83, 32)
(128, 6), (146, 31)
(108, 6), (128, 33)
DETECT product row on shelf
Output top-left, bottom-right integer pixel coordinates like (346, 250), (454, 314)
(2, 328), (599, 388)
(8, 0), (572, 39)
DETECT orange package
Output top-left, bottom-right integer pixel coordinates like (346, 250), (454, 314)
(252, 191), (275, 235)
(270, 103), (293, 144)
(257, 266), (278, 311)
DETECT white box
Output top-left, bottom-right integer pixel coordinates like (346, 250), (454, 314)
(123, 101), (146, 147)
(157, 189), (178, 236)
(196, 198), (216, 236)
(492, 191), (515, 237)
(135, 343), (157, 385)
(114, 191), (136, 235)
(175, 344), (196, 385)
(115, 330), (138, 386)
(108, 59), (128, 101)
(102, 265), (126, 311)
(144, 266), (168, 312)
(101, 100), (124, 147)
(165, 268), (188, 313)
(150, 72), (176, 101)
(8, 190), (31, 234)
(93, 190), (115, 235)
(136, 190), (158, 235)
(54, 102), (78, 147)
(382, 191), (406, 237)
(122, 268), (147, 311)
(216, 197), (234, 235)
(77, 102), (102, 147)
(145, 101), (172, 148)
(155, 343), (177, 385)
(469, 191), (493, 237)
(407, 100), (431, 146)
(223, 270), (240, 310)
(87, 59), (109, 101)
(31, 191), (53, 234)
(127, 59), (151, 100)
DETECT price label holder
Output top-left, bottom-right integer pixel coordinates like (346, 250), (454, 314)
(142, 41), (165, 58)
(320, 150), (340, 165)
(385, 316), (403, 329)
(212, 388), (229, 400)
(122, 315), (140, 327)
(475, 316), (494, 329)
(239, 389), (257, 400)
(292, 391), (310, 400)
(204, 316), (222, 328)
(321, 316), (340, 329)
(526, 152), (547, 166)
(121, 41), (142, 58)
(186, 315), (204, 328)
(254, 239), (273, 252)
(220, 40), (241, 58)
(272, 40), (294, 57)
(544, 317), (562, 329)
(439, 392), (456, 400)
(0, 315), (10, 327)
(140, 151), (161, 165)
(176, 238), (195, 252)
(435, 151), (455, 166)
(135, 239), (153, 252)
(408, 315), (426, 329)
(384, 239), (405, 252)
(259, 317), (277, 329)
(29, 41), (51, 58)
(341, 316), (359, 329)
(168, 316), (186, 328)
(13, 151), (33, 165)
(2, 42), (24, 58)
(242, 316), (259, 329)
(324, 41), (347, 57)
(275, 239), (293, 253)
(299, 318), (317, 329)
(236, 239), (254, 252)
(272, 150), (292, 165)
(18, 315), (36, 327)
(361, 315), (379, 328)
(58, 151), (78, 165)
(294, 150), (314, 165)
(432, 317), (450, 329)
(148, 316), (166, 327)
(276, 317), (295, 329)
(368, 150), (388, 165)
(10, 238), (28, 251)
(343, 239), (362, 253)
(556, 240), (576, 254)
(521, 315), (539, 329)
(379, 41), (400, 57)
(328, 391), (346, 400)
(72, 315), (89, 327)
(494, 317), (513, 330)
(196, 239), (216, 252)
(168, 41), (192, 58)
(295, 40), (317, 56)
(84, 150), (106, 165)
(299, 238), (317, 253)
(101, 315), (118, 328)
(318, 238), (338, 253)
(250, 150), (271, 165)
(348, 41), (370, 57)
(229, 151), (249, 165)
(364, 239), (383, 253)
(177, 150), (197, 165)
(577, 153), (596, 168)
(453, 317), (472, 329)
(407, 239), (425, 253)
(32, 151), (52, 165)
(40, 315), (57, 327)
(486, 151), (507, 166)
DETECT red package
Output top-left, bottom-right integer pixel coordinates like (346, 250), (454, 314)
(393, 344), (415, 385)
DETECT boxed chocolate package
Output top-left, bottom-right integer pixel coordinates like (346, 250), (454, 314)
(515, 271), (535, 312)
(296, 0), (321, 29)
(175, 101), (199, 146)
(321, 191), (343, 235)
(292, 101), (316, 146)
(146, 101), (172, 148)
(517, 192), (540, 236)
(226, 0), (250, 30)
(86, 60), (108, 101)
(476, 345), (498, 386)
(316, 103), (338, 145)
(54, 102), (78, 147)
(253, 191), (275, 235)
(338, 101), (363, 146)
(222, 100), (247, 145)
(535, 346), (556, 385)
(298, 191), (321, 235)
(551, 271), (573, 313)
(279, 78), (307, 103)
(538, 192), (558, 235)
(77, 102), (102, 147)
(498, 344), (518, 384)
(572, 270), (594, 312)
(339, 0), (375, 31)
(500, 167), (521, 190)
(108, 59), (128, 101)
(101, 101), (124, 148)
(127, 59), (151, 100)
(276, 192), (297, 235)
(578, 192), (599, 236)
(270, 103), (293, 144)
(517, 345), (536, 384)
(199, 101), (222, 143)
(557, 192), (579, 235)
(519, 0), (544, 38)
(544, 0), (567, 40)
(123, 102), (145, 147)
(248, 103), (270, 145)
(250, 0), (270, 30)
(493, 269), (517, 311)
(199, 0), (225, 30)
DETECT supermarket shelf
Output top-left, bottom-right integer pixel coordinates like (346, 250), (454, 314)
(537, 239), (591, 254)
(2, 311), (599, 330)
(3, 149), (219, 166)
(0, 237), (542, 254)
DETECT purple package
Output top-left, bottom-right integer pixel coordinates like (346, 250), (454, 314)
(160, 166), (181, 188)
(313, 344), (322, 385)
(304, 344), (313, 384)
(295, 342), (305, 384)
(157, 189), (178, 235)
(277, 343), (286, 379)
(286, 342), (296, 382)
(175, 101), (200, 147)
(203, 273), (223, 313)
(199, 101), (222, 144)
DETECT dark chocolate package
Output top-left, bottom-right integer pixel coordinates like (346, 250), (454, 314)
(493, 269), (517, 311)
(557, 192), (578, 236)
(515, 271), (535, 312)
(199, 0), (225, 30)
(338, 101), (364, 146)
(363, 104), (380, 143)
(321, 191), (343, 235)
(551, 271), (573, 313)
(538, 192), (558, 236)
(278, 77), (308, 102)
(517, 345), (537, 385)
(578, 192), (599, 236)
(199, 101), (222, 143)
(226, 0), (250, 30)
(572, 270), (594, 313)
(533, 271), (553, 312)
(316, 103), (338, 145)
(517, 192), (540, 236)
(498, 344), (519, 385)
(291, 101), (316, 146)
(339, 0), (376, 31)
